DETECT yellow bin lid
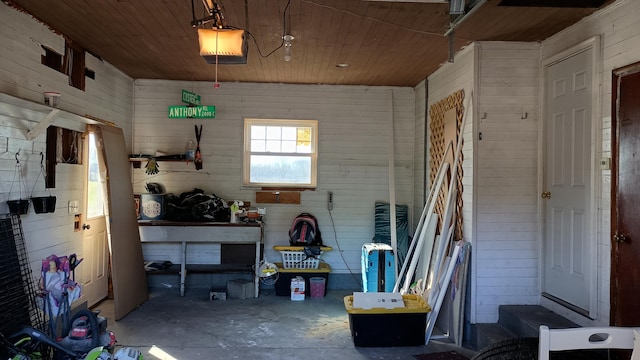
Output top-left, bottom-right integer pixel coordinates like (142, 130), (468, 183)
(344, 294), (431, 314)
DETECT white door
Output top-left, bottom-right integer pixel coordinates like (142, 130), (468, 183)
(542, 47), (593, 313)
(78, 131), (109, 307)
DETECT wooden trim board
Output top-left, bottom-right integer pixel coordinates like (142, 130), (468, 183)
(255, 191), (300, 204)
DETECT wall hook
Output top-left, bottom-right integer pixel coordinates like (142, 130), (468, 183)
(481, 112), (487, 119)
(15, 149), (20, 163)
(521, 112), (528, 119)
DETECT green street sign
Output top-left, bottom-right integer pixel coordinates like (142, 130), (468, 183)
(181, 89), (201, 105)
(168, 105), (215, 119)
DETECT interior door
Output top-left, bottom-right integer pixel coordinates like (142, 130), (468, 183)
(611, 64), (640, 326)
(542, 46), (593, 314)
(78, 131), (109, 307)
(94, 125), (148, 320)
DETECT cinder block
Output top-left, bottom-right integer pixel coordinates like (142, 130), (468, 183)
(226, 279), (254, 299)
(209, 290), (226, 301)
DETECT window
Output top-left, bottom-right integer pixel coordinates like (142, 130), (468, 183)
(244, 118), (318, 188)
(41, 46), (63, 72)
(40, 42), (88, 89)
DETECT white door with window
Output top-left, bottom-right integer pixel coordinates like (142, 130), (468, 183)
(542, 42), (595, 315)
(78, 131), (109, 307)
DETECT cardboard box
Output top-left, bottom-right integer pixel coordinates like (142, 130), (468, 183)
(344, 294), (431, 347)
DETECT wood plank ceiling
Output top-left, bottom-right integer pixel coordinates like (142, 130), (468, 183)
(4, 0), (614, 87)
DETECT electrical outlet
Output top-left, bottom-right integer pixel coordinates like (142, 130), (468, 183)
(328, 191), (334, 210)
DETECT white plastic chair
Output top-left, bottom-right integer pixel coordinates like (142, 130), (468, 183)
(538, 325), (640, 360)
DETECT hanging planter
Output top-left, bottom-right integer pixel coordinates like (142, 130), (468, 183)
(30, 152), (56, 214)
(7, 151), (30, 215)
(7, 199), (30, 215)
(31, 196), (57, 214)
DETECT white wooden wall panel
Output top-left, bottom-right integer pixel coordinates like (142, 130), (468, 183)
(0, 5), (134, 282)
(132, 80), (415, 274)
(426, 42), (540, 324)
(539, 0), (640, 327)
(474, 42), (540, 323)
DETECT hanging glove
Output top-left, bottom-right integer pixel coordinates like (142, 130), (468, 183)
(145, 158), (159, 175)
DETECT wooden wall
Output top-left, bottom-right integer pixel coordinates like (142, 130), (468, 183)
(132, 80), (416, 279)
(0, 5), (134, 284)
(427, 42), (541, 323)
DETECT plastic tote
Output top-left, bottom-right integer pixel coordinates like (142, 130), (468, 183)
(344, 294), (431, 347)
(309, 277), (326, 298)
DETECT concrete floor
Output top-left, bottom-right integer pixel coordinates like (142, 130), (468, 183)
(94, 288), (477, 360)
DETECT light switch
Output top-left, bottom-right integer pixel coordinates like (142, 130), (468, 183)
(68, 200), (79, 214)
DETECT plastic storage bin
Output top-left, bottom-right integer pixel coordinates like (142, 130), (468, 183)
(274, 262), (330, 296)
(344, 294), (431, 347)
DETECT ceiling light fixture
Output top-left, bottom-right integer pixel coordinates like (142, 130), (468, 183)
(282, 34), (294, 62)
(192, 1), (248, 65)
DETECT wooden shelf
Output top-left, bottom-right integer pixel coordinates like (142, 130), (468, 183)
(129, 157), (192, 168)
(0, 92), (103, 139)
(145, 263), (254, 274)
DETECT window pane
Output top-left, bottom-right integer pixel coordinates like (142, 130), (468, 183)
(266, 126), (281, 140)
(297, 142), (312, 153)
(251, 139), (265, 152)
(281, 140), (296, 152)
(87, 133), (105, 218)
(250, 155), (311, 184)
(251, 126), (265, 140)
(282, 127), (297, 140)
(266, 140), (281, 152)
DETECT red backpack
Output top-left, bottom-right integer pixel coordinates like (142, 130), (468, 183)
(288, 213), (322, 246)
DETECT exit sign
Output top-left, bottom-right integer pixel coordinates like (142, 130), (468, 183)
(181, 89), (201, 105)
(168, 105), (215, 119)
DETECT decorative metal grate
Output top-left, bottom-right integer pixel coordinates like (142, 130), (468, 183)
(0, 214), (44, 337)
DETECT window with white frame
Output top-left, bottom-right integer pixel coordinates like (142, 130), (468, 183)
(243, 118), (318, 188)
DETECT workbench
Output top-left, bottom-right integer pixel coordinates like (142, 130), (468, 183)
(138, 221), (263, 296)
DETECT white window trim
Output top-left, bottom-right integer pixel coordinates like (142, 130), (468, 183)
(243, 118), (318, 189)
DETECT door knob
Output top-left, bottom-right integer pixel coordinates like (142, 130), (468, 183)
(82, 224), (91, 230)
(614, 233), (628, 243)
(541, 191), (551, 199)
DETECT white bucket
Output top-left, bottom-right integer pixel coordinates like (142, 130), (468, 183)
(43, 92), (61, 107)
(140, 194), (165, 220)
(290, 276), (305, 301)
